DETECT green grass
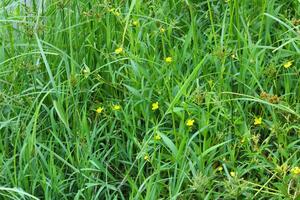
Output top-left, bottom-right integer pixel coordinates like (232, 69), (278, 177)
(0, 0), (300, 199)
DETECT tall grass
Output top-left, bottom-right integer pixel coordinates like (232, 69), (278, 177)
(0, 0), (300, 199)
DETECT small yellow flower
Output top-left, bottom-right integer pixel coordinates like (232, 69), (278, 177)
(254, 117), (262, 125)
(152, 102), (159, 111)
(115, 47), (123, 54)
(283, 60), (293, 69)
(113, 11), (120, 17)
(230, 171), (236, 177)
(217, 166), (223, 171)
(108, 8), (120, 16)
(112, 104), (121, 111)
(160, 27), (165, 33)
(96, 107), (104, 114)
(291, 167), (300, 175)
(186, 119), (195, 127)
(144, 154), (150, 161)
(132, 20), (139, 26)
(165, 57), (172, 63)
(154, 134), (161, 141)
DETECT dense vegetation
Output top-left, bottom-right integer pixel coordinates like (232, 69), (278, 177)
(0, 0), (300, 199)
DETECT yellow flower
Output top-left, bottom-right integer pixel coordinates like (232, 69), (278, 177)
(165, 57), (172, 63)
(254, 117), (262, 125)
(160, 27), (165, 33)
(217, 166), (223, 171)
(96, 107), (104, 114)
(186, 119), (195, 127)
(230, 171), (236, 177)
(154, 134), (161, 141)
(115, 47), (123, 54)
(112, 104), (121, 111)
(132, 20), (139, 26)
(291, 167), (300, 175)
(283, 60), (293, 69)
(144, 154), (150, 161)
(108, 8), (120, 16)
(113, 10), (120, 16)
(152, 102), (159, 111)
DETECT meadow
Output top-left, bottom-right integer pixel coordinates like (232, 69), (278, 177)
(0, 0), (300, 199)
